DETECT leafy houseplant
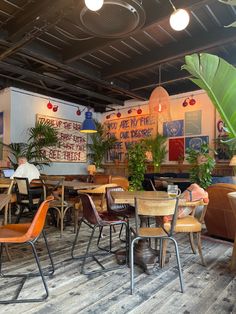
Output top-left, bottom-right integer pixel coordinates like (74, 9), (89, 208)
(87, 121), (116, 169)
(186, 143), (216, 189)
(144, 134), (167, 172)
(1, 121), (58, 169)
(128, 142), (147, 191)
(182, 53), (236, 150)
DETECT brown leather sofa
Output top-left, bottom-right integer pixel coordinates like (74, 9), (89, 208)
(205, 183), (236, 240)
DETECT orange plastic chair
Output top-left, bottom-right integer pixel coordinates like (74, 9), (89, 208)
(0, 196), (54, 304)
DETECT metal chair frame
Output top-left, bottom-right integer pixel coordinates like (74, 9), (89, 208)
(71, 193), (128, 275)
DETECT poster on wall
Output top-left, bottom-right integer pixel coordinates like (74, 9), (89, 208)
(163, 120), (184, 137)
(169, 138), (185, 161)
(185, 110), (202, 135)
(0, 112), (3, 135)
(37, 114), (87, 163)
(185, 136), (209, 151)
(215, 117), (230, 161)
(104, 114), (157, 162)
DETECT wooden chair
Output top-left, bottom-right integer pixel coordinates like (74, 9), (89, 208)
(93, 174), (112, 184)
(0, 197), (54, 304)
(78, 183), (118, 212)
(40, 175), (74, 237)
(130, 196), (184, 294)
(71, 193), (128, 274)
(163, 200), (208, 267)
(14, 177), (42, 223)
(227, 192), (236, 271)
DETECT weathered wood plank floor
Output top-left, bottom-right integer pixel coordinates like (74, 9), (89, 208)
(0, 222), (235, 314)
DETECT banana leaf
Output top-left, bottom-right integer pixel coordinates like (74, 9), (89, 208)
(182, 53), (236, 143)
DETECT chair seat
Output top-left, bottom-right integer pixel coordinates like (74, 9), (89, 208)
(164, 216), (201, 233)
(139, 227), (167, 237)
(0, 223), (31, 243)
(49, 200), (73, 208)
(99, 212), (126, 224)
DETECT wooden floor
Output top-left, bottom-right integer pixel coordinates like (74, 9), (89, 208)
(0, 221), (235, 314)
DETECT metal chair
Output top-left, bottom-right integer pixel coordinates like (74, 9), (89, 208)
(130, 196), (184, 294)
(14, 177), (42, 223)
(71, 193), (128, 274)
(0, 196), (54, 304)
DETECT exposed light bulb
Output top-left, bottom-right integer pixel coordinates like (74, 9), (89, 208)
(169, 8), (190, 31)
(85, 0), (104, 11)
(158, 102), (162, 112)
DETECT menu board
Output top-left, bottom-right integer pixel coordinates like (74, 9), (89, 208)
(104, 114), (157, 162)
(37, 114), (87, 163)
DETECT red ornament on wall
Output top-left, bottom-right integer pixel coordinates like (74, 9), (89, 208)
(137, 108), (142, 114)
(76, 109), (81, 115)
(53, 106), (58, 112)
(47, 101), (53, 109)
(117, 112), (121, 118)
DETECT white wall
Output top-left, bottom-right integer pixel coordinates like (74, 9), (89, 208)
(10, 88), (101, 174)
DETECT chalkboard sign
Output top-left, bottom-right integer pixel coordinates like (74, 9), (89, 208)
(37, 114), (87, 163)
(104, 114), (157, 162)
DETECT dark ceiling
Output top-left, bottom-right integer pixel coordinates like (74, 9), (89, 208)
(0, 0), (235, 112)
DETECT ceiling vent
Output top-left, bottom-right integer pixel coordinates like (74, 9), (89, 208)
(77, 0), (146, 38)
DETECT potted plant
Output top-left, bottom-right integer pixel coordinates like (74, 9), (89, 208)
(87, 121), (117, 169)
(186, 143), (216, 189)
(144, 133), (167, 173)
(128, 142), (147, 191)
(1, 121), (58, 169)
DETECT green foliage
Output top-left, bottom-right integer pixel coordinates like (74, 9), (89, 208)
(186, 143), (216, 189)
(1, 121), (58, 169)
(87, 121), (116, 169)
(182, 53), (236, 149)
(144, 133), (167, 172)
(128, 142), (147, 191)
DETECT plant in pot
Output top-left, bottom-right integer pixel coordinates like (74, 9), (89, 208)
(186, 143), (216, 189)
(128, 142), (147, 191)
(143, 133), (167, 173)
(87, 121), (117, 170)
(1, 121), (58, 169)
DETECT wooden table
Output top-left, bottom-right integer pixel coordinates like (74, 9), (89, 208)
(111, 191), (168, 206)
(0, 178), (12, 189)
(33, 179), (101, 190)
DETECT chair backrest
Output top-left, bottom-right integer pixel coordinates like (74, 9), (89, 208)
(106, 185), (130, 213)
(111, 176), (129, 190)
(135, 196), (179, 236)
(14, 177), (30, 196)
(25, 196), (54, 239)
(77, 193), (103, 225)
(93, 174), (111, 184)
(40, 175), (65, 206)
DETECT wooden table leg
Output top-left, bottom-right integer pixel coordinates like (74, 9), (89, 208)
(231, 233), (236, 271)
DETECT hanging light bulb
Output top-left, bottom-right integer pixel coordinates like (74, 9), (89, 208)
(128, 109), (132, 114)
(169, 0), (190, 31)
(158, 102), (162, 112)
(76, 108), (81, 116)
(85, 0), (104, 11)
(117, 112), (121, 118)
(137, 108), (142, 115)
(53, 105), (58, 112)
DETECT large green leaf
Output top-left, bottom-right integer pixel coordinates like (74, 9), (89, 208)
(182, 53), (236, 138)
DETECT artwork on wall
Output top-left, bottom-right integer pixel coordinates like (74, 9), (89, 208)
(104, 114), (157, 162)
(185, 136), (209, 151)
(37, 114), (87, 163)
(185, 110), (202, 135)
(169, 138), (185, 161)
(163, 120), (184, 137)
(215, 118), (231, 161)
(0, 112), (3, 135)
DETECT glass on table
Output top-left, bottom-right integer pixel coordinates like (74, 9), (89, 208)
(167, 184), (179, 197)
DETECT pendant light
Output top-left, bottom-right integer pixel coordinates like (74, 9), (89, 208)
(85, 0), (104, 11)
(80, 110), (97, 133)
(169, 0), (190, 31)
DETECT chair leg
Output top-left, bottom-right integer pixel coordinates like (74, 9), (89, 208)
(81, 227), (96, 274)
(197, 232), (206, 266)
(189, 232), (197, 254)
(169, 237), (184, 293)
(71, 219), (83, 259)
(130, 237), (140, 295)
(160, 239), (168, 268)
(42, 231), (55, 275)
(97, 226), (103, 247)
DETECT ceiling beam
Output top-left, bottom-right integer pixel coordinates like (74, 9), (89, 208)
(0, 60), (124, 106)
(63, 0), (207, 63)
(4, 0), (75, 41)
(103, 27), (236, 78)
